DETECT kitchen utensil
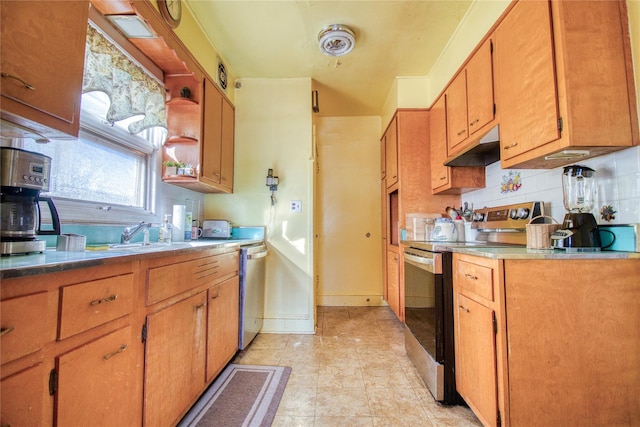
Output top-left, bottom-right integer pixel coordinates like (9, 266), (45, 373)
(445, 207), (460, 220)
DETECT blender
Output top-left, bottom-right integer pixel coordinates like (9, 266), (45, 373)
(551, 165), (601, 251)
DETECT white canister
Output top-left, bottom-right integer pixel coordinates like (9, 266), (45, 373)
(172, 204), (186, 242)
(431, 218), (457, 241)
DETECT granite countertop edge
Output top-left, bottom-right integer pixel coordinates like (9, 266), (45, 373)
(451, 246), (640, 260)
(0, 239), (263, 280)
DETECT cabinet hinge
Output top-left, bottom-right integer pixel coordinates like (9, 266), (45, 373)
(558, 117), (563, 132)
(141, 323), (147, 344)
(49, 369), (58, 396)
(492, 312), (498, 335)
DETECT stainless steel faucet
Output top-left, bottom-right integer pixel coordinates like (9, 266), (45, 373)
(121, 221), (151, 244)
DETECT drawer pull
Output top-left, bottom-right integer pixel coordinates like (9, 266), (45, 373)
(469, 118), (479, 127)
(464, 273), (478, 280)
(504, 142), (518, 150)
(0, 325), (16, 337)
(90, 294), (118, 305)
(103, 344), (127, 360)
(459, 305), (470, 313)
(1, 72), (36, 90)
(457, 129), (466, 136)
(211, 292), (221, 300)
(194, 302), (206, 310)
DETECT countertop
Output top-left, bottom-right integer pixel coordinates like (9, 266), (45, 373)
(402, 240), (640, 260)
(0, 239), (263, 280)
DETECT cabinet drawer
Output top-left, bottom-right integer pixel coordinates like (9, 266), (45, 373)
(146, 251), (239, 305)
(59, 274), (135, 340)
(1, 292), (50, 364)
(457, 259), (494, 302)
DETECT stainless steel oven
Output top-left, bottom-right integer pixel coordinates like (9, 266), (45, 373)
(404, 245), (459, 403)
(403, 201), (545, 404)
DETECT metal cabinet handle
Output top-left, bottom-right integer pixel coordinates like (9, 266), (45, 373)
(195, 302), (206, 310)
(464, 273), (478, 280)
(90, 294), (118, 305)
(210, 291), (220, 300)
(439, 176), (447, 181)
(0, 325), (16, 337)
(1, 72), (36, 90)
(103, 344), (127, 360)
(469, 118), (479, 127)
(504, 142), (518, 150)
(459, 305), (470, 313)
(457, 129), (466, 136)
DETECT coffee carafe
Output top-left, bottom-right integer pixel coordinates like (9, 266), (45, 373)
(1, 147), (60, 255)
(551, 165), (601, 251)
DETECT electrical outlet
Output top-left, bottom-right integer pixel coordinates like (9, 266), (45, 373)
(290, 200), (302, 212)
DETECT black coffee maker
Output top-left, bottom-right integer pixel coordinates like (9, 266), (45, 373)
(1, 147), (60, 255)
(551, 165), (602, 251)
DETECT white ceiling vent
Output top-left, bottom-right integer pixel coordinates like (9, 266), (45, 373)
(318, 24), (356, 57)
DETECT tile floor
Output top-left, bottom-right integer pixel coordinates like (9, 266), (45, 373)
(232, 306), (482, 426)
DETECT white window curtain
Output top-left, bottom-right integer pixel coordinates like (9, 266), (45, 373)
(83, 24), (167, 134)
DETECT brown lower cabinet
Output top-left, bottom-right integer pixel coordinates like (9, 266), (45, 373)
(0, 247), (240, 426)
(453, 254), (640, 426)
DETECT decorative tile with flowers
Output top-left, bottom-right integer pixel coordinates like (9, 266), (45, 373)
(500, 171), (522, 193)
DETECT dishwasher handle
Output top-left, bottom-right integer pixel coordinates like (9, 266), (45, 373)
(247, 248), (268, 259)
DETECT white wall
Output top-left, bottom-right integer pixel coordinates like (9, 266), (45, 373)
(204, 78), (315, 334)
(462, 146), (640, 225)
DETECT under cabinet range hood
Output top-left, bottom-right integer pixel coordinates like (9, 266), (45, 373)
(445, 125), (500, 167)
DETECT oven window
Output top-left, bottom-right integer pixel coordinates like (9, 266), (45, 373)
(404, 261), (439, 357)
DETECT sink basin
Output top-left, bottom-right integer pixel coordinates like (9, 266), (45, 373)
(107, 242), (192, 252)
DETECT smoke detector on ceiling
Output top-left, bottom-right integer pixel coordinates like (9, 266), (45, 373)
(318, 24), (356, 57)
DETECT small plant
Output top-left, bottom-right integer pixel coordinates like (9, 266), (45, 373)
(163, 160), (185, 168)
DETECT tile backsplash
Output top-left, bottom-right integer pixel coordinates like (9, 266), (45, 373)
(461, 146), (640, 225)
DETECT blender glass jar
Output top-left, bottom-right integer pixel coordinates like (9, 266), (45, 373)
(562, 165), (596, 213)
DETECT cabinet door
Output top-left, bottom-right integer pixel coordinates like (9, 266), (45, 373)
(206, 276), (240, 382)
(56, 325), (140, 426)
(201, 77), (223, 184)
(386, 251), (400, 318)
(430, 95), (450, 191)
(446, 71), (468, 153)
(0, 1), (88, 137)
(1, 362), (48, 426)
(144, 292), (207, 426)
(466, 38), (494, 137)
(220, 97), (235, 191)
(495, 0), (559, 161)
(455, 294), (498, 427)
(384, 117), (398, 188)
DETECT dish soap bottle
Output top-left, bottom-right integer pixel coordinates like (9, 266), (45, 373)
(158, 215), (172, 243)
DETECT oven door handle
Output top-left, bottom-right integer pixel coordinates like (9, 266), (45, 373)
(404, 252), (436, 274)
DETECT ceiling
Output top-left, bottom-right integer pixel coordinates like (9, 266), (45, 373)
(184, 1), (473, 117)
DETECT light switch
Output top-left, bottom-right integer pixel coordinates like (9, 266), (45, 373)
(290, 200), (302, 212)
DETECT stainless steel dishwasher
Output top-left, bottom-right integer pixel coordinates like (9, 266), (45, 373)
(238, 243), (267, 349)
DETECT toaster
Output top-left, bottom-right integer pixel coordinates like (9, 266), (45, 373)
(202, 220), (232, 239)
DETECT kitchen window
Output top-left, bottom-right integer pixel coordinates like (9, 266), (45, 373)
(22, 21), (167, 224)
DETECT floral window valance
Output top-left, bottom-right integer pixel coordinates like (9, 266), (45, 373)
(82, 24), (167, 134)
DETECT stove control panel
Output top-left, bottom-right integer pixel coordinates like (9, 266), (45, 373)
(471, 201), (545, 231)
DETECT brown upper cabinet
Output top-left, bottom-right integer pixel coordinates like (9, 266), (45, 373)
(163, 76), (235, 194)
(383, 116), (399, 189)
(495, 0), (638, 169)
(446, 38), (496, 158)
(0, 1), (89, 140)
(430, 95), (485, 194)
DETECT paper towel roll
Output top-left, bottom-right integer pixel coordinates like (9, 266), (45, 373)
(172, 205), (186, 242)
